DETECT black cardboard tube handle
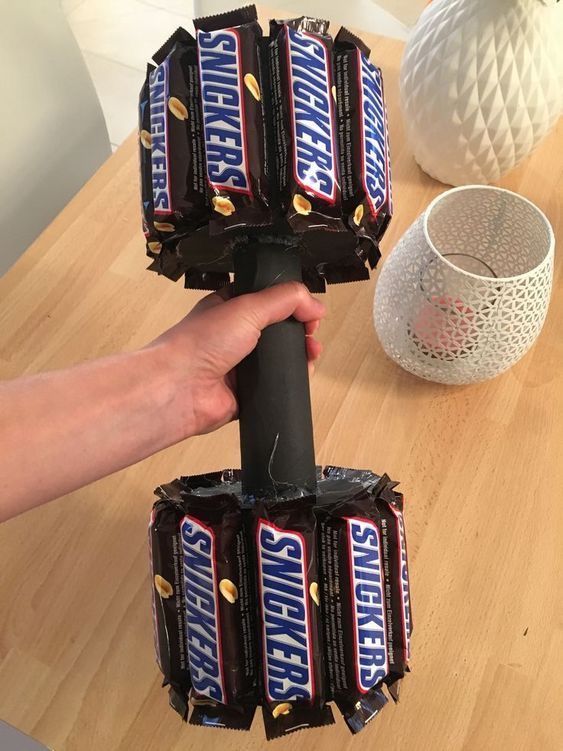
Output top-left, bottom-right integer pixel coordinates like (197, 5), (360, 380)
(234, 241), (317, 498)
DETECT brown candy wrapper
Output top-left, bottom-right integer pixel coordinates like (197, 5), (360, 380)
(141, 11), (389, 291)
(269, 17), (345, 233)
(334, 28), (393, 243)
(254, 494), (334, 739)
(150, 466), (410, 739)
(149, 493), (192, 719)
(315, 469), (389, 733)
(147, 28), (209, 251)
(154, 474), (258, 731)
(194, 5), (272, 232)
(139, 64), (160, 253)
(373, 476), (412, 701)
(174, 228), (378, 293)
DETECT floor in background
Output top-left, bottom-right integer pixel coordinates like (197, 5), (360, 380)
(62, 0), (427, 151)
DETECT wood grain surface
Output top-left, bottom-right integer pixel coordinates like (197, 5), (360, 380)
(1, 10), (562, 751)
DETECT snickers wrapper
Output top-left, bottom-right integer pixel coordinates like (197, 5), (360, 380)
(254, 495), (334, 739)
(150, 468), (410, 737)
(316, 469), (389, 733)
(149, 492), (192, 719)
(269, 17), (345, 233)
(142, 12), (392, 291)
(334, 28), (392, 243)
(154, 473), (258, 730)
(139, 64), (160, 251)
(180, 474), (257, 729)
(148, 28), (209, 251)
(373, 476), (412, 701)
(195, 6), (272, 232)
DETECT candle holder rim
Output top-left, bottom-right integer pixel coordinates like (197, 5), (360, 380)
(422, 185), (555, 284)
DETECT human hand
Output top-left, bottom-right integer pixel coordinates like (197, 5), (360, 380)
(149, 282), (326, 438)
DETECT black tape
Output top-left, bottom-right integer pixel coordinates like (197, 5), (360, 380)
(234, 240), (317, 498)
(173, 226), (378, 292)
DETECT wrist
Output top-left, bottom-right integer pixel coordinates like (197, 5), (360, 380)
(139, 341), (198, 445)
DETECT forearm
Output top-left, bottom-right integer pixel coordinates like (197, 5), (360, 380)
(0, 343), (190, 521)
(0, 283), (325, 523)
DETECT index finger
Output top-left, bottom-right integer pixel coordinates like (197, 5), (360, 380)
(228, 282), (326, 332)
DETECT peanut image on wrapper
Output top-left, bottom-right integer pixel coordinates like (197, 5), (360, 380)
(212, 196), (236, 216)
(140, 129), (152, 149)
(293, 194), (312, 216)
(153, 221), (175, 232)
(168, 96), (188, 120)
(244, 72), (261, 101)
(272, 702), (292, 718)
(154, 574), (173, 598)
(309, 581), (320, 606)
(219, 578), (238, 604)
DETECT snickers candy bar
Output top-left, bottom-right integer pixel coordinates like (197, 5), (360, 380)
(254, 496), (334, 740)
(195, 5), (272, 232)
(149, 28), (209, 243)
(149, 486), (192, 718)
(373, 476), (412, 701)
(316, 482), (389, 733)
(269, 17), (345, 233)
(139, 64), (161, 255)
(334, 28), (393, 244)
(179, 477), (257, 730)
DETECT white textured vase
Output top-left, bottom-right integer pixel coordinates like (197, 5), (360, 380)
(400, 0), (563, 186)
(373, 186), (554, 385)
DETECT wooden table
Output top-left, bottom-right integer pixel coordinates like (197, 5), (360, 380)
(1, 11), (562, 751)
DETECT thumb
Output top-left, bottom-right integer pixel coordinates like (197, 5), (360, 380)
(225, 281), (326, 332)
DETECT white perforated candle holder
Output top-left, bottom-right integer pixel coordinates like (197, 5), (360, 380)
(374, 186), (554, 385)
